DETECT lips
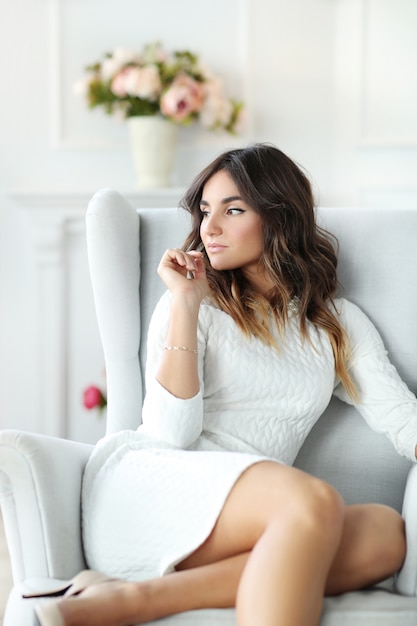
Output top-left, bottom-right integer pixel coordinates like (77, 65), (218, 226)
(206, 243), (227, 252)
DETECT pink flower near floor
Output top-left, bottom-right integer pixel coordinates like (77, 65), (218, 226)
(83, 385), (107, 410)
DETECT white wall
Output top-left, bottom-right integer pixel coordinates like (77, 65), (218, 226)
(1, 0), (416, 198)
(0, 0), (416, 441)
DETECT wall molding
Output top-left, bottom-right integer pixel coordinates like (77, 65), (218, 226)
(24, 209), (78, 437)
(358, 0), (417, 148)
(48, 0), (119, 151)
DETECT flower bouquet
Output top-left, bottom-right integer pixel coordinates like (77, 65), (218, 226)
(76, 41), (244, 134)
(76, 42), (244, 188)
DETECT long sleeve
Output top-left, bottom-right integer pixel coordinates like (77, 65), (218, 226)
(333, 299), (417, 462)
(139, 291), (206, 448)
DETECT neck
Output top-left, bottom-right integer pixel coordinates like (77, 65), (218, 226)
(243, 268), (275, 298)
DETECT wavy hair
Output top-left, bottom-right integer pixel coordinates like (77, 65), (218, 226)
(180, 143), (357, 400)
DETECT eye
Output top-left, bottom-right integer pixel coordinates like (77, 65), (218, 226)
(227, 207), (244, 215)
(199, 208), (210, 218)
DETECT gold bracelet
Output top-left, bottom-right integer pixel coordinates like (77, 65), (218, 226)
(164, 345), (198, 354)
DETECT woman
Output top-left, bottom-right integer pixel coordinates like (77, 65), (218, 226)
(35, 144), (417, 626)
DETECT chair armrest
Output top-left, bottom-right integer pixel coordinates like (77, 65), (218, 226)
(0, 430), (92, 583)
(396, 464), (417, 595)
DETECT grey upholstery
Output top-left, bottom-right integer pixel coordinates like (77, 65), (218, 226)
(1, 189), (417, 624)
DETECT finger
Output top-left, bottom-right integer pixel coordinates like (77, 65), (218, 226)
(187, 255), (207, 280)
(187, 250), (204, 260)
(162, 249), (198, 272)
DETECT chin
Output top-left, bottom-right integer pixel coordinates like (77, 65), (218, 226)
(209, 262), (235, 272)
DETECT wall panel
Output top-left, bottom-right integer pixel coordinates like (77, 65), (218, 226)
(49, 0), (251, 152)
(360, 0), (417, 146)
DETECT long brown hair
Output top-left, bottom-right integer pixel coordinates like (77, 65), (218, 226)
(180, 144), (357, 400)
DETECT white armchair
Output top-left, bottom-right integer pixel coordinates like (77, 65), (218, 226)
(1, 188), (417, 625)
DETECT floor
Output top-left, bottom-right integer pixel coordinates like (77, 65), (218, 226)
(0, 513), (13, 624)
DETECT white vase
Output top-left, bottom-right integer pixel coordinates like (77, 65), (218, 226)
(127, 116), (178, 189)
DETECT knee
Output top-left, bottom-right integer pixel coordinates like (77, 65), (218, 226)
(305, 479), (344, 532)
(236, 462), (344, 544)
(286, 478), (345, 543)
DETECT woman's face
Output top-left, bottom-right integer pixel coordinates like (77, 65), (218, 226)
(200, 170), (271, 291)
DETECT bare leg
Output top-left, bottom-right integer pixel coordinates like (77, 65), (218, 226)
(325, 503), (405, 595)
(54, 461), (343, 626)
(52, 464), (405, 626)
(181, 461), (344, 626)
(179, 503), (405, 597)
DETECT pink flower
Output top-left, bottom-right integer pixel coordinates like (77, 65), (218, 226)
(111, 66), (161, 101)
(126, 66), (161, 100)
(101, 49), (140, 81)
(83, 385), (106, 411)
(160, 74), (204, 122)
(111, 67), (131, 97)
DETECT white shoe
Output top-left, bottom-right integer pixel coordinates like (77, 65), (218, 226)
(23, 569), (115, 598)
(35, 601), (65, 626)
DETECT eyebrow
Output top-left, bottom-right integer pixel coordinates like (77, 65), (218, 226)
(200, 196), (243, 206)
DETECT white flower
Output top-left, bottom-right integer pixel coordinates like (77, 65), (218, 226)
(200, 96), (233, 129)
(200, 80), (233, 128)
(101, 48), (140, 82)
(125, 66), (162, 100)
(217, 99), (233, 126)
(113, 47), (140, 66)
(142, 42), (168, 65)
(111, 66), (162, 100)
(101, 57), (122, 82)
(73, 74), (93, 96)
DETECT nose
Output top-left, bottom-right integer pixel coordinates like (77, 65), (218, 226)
(202, 212), (222, 236)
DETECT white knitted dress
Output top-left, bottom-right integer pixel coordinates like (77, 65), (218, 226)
(82, 296), (417, 581)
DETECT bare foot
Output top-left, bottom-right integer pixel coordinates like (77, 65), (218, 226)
(58, 580), (147, 626)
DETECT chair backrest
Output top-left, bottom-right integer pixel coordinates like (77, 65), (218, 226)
(295, 207), (417, 511)
(87, 189), (417, 512)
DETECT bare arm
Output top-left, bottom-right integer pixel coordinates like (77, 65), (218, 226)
(156, 248), (209, 399)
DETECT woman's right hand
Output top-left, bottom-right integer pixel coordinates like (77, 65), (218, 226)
(157, 248), (209, 303)
(156, 248), (208, 399)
